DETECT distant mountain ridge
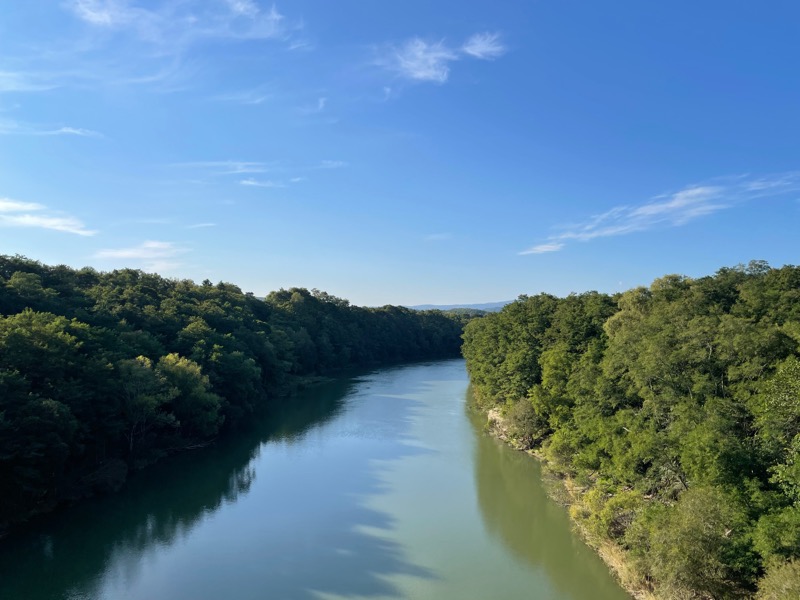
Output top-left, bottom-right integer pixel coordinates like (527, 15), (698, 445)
(408, 301), (511, 312)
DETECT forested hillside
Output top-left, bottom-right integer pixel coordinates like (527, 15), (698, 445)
(462, 261), (800, 599)
(0, 255), (463, 529)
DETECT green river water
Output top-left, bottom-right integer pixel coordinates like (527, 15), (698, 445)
(0, 359), (630, 600)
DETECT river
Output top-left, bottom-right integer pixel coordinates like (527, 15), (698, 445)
(0, 359), (630, 600)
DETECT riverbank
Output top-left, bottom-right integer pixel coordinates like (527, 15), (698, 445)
(482, 406), (654, 600)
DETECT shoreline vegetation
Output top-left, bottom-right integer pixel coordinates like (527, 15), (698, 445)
(480, 402), (647, 599)
(0, 255), (467, 531)
(462, 261), (800, 600)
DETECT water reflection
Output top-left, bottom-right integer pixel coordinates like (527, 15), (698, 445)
(470, 394), (631, 600)
(0, 362), (630, 600)
(0, 369), (435, 600)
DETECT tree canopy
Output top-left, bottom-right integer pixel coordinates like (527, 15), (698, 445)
(462, 261), (800, 598)
(0, 255), (465, 528)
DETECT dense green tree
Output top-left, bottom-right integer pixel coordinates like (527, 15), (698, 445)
(641, 487), (756, 598)
(757, 560), (800, 600)
(463, 261), (800, 597)
(117, 356), (178, 457)
(156, 353), (223, 438)
(0, 255), (466, 528)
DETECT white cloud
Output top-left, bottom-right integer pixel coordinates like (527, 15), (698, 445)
(462, 32), (506, 60)
(1, 214), (97, 236)
(95, 240), (187, 271)
(0, 197), (96, 236)
(389, 38), (458, 83)
(67, 0), (291, 46)
(288, 39), (313, 52)
(240, 178), (285, 188)
(519, 172), (800, 255)
(2, 4), (300, 101)
(744, 173), (800, 194)
(379, 31), (507, 84)
(225, 0), (260, 18)
(0, 199), (44, 212)
(629, 186), (723, 220)
(174, 159), (346, 181)
(0, 118), (102, 137)
(519, 242), (564, 255)
(41, 126), (103, 137)
(186, 222), (216, 229)
(69, 0), (138, 26)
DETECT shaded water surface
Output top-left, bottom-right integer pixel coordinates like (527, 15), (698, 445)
(0, 360), (629, 599)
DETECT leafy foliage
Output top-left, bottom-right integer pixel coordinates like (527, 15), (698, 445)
(0, 255), (465, 527)
(462, 261), (800, 598)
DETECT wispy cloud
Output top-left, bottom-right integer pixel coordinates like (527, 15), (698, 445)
(240, 178), (286, 188)
(0, 118), (102, 137)
(0, 197), (96, 236)
(379, 32), (506, 83)
(95, 239), (188, 271)
(186, 222), (216, 229)
(519, 172), (800, 255)
(172, 158), (346, 182)
(288, 39), (313, 52)
(66, 0), (294, 47)
(461, 32), (507, 60)
(0, 2), (300, 98)
(1, 61), (193, 97)
(0, 199), (44, 212)
(520, 242), (564, 255)
(69, 0), (140, 27)
(388, 39), (458, 83)
(224, 0), (260, 18)
(40, 126), (102, 137)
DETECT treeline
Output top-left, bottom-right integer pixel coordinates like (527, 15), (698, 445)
(462, 261), (800, 599)
(0, 255), (463, 528)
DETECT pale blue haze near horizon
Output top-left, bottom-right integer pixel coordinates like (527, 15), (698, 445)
(1, 1), (798, 306)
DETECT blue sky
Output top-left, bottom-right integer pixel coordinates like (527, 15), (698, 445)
(1, 1), (799, 306)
